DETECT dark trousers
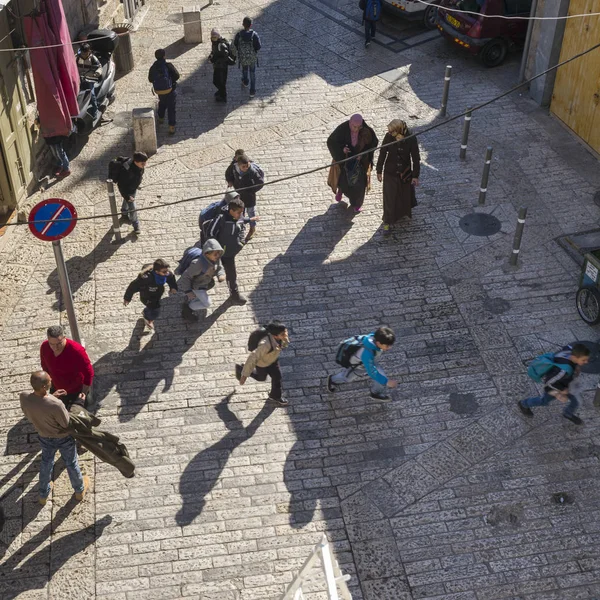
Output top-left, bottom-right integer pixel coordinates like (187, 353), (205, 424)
(221, 256), (238, 294)
(51, 386), (85, 410)
(213, 67), (228, 99)
(157, 90), (177, 126)
(364, 20), (376, 43)
(249, 361), (282, 400)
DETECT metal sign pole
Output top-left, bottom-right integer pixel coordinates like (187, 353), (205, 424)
(52, 240), (81, 344)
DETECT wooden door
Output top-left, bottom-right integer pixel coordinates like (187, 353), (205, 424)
(0, 9), (33, 207)
(550, 0), (600, 153)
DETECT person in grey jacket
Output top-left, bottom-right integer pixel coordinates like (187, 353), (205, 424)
(179, 239), (226, 320)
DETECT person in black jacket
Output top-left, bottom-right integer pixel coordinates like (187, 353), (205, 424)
(148, 48), (180, 135)
(327, 114), (378, 213)
(201, 196), (258, 305)
(519, 343), (590, 425)
(209, 28), (234, 102)
(123, 258), (177, 330)
(118, 152), (148, 236)
(225, 152), (265, 242)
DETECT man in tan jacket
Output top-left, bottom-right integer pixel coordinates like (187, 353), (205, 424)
(236, 321), (289, 406)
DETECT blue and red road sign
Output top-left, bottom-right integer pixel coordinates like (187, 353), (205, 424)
(29, 198), (77, 241)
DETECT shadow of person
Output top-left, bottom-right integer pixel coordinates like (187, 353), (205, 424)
(46, 227), (124, 310)
(91, 300), (231, 422)
(247, 207), (411, 529)
(176, 394), (275, 526)
(0, 503), (112, 600)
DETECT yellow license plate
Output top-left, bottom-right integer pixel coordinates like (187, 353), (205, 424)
(446, 14), (461, 28)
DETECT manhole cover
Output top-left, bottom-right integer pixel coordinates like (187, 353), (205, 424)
(459, 213), (502, 237)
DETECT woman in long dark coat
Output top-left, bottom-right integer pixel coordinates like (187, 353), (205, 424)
(376, 119), (421, 236)
(327, 114), (378, 213)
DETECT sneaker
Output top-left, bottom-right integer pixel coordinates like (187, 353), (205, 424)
(169, 125), (176, 135)
(143, 318), (154, 330)
(270, 397), (289, 407)
(517, 401), (533, 417)
(383, 224), (391, 238)
(38, 481), (53, 505)
(229, 292), (248, 306)
(249, 91), (255, 98)
(370, 391), (391, 401)
(181, 303), (198, 321)
(158, 117), (164, 124)
(235, 364), (242, 381)
(133, 226), (141, 236)
(59, 169), (71, 178)
(241, 80), (248, 88)
(75, 475), (90, 501)
(365, 40), (371, 48)
(326, 375), (337, 393)
(563, 413), (583, 425)
(53, 168), (62, 177)
(335, 190), (343, 203)
(354, 207), (363, 213)
(245, 229), (255, 243)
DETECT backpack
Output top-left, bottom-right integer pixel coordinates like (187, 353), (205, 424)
(248, 163), (265, 188)
(200, 198), (228, 224)
(108, 156), (129, 183)
(248, 327), (271, 351)
(152, 62), (172, 95)
(237, 32), (258, 67)
(175, 245), (203, 276)
(527, 352), (574, 383)
(224, 41), (237, 66)
(364, 0), (381, 21)
(335, 335), (366, 368)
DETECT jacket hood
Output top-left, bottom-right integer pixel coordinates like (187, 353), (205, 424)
(240, 29), (255, 41)
(139, 263), (154, 277)
(202, 239), (224, 256)
(363, 333), (380, 353)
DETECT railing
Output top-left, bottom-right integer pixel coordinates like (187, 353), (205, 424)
(280, 534), (352, 600)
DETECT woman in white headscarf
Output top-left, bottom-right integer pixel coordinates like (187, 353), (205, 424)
(376, 119), (420, 237)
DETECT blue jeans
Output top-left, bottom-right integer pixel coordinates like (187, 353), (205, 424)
(521, 392), (579, 417)
(38, 435), (84, 498)
(143, 305), (161, 322)
(331, 364), (386, 394)
(157, 89), (176, 126)
(121, 196), (139, 228)
(80, 80), (98, 117)
(242, 65), (256, 94)
(364, 20), (377, 44)
(48, 143), (69, 171)
(246, 205), (258, 230)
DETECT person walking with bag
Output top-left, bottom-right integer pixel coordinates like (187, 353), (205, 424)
(148, 48), (180, 135)
(234, 17), (261, 98)
(376, 119), (421, 237)
(327, 114), (378, 213)
(209, 29), (236, 102)
(359, 0), (382, 48)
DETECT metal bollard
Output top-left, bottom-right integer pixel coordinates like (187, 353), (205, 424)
(439, 65), (452, 117)
(106, 179), (124, 243)
(509, 207), (528, 266)
(459, 108), (472, 160)
(478, 146), (493, 205)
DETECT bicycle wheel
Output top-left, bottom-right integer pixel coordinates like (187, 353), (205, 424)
(576, 286), (600, 325)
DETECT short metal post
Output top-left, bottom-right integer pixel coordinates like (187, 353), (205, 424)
(106, 179), (124, 243)
(439, 65), (452, 117)
(52, 240), (82, 344)
(509, 207), (527, 266)
(478, 146), (493, 205)
(459, 108), (472, 159)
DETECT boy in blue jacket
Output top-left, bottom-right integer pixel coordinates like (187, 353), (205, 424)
(327, 326), (398, 400)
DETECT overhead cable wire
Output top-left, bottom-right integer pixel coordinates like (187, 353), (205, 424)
(9, 39), (600, 229)
(413, 0), (600, 20)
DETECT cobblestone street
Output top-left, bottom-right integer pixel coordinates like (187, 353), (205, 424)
(2, 0), (600, 598)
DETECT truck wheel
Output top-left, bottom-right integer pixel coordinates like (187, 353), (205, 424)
(423, 4), (438, 29)
(576, 286), (600, 325)
(479, 38), (508, 67)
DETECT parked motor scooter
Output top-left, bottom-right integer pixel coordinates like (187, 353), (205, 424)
(74, 29), (118, 135)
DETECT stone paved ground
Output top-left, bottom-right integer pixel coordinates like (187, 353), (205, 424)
(2, 0), (600, 598)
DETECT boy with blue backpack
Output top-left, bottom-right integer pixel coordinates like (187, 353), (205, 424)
(327, 326), (398, 400)
(359, 0), (382, 48)
(148, 49), (180, 135)
(519, 343), (590, 425)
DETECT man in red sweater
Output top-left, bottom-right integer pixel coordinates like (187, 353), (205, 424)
(40, 325), (94, 409)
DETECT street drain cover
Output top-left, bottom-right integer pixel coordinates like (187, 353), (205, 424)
(459, 213), (501, 237)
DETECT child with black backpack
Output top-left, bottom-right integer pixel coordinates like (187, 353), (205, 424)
(235, 321), (290, 406)
(359, 0), (382, 48)
(327, 326), (398, 401)
(225, 152), (265, 242)
(148, 48), (180, 135)
(518, 343), (590, 425)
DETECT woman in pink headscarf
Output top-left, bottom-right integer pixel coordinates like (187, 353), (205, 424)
(327, 114), (378, 213)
